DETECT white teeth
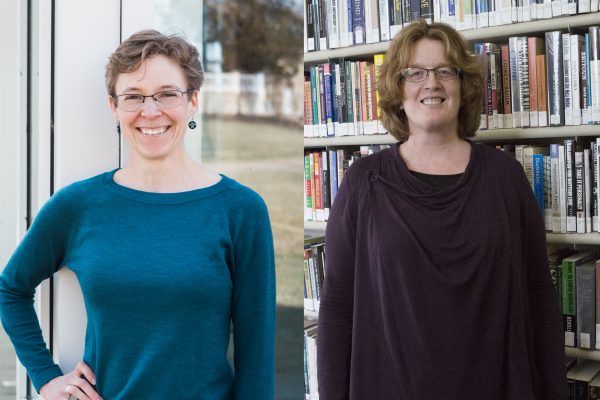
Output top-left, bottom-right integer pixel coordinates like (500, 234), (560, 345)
(140, 127), (167, 136)
(421, 98), (443, 105)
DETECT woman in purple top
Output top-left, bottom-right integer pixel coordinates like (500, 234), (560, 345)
(317, 20), (566, 399)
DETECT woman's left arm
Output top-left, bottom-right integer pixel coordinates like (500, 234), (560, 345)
(230, 191), (275, 399)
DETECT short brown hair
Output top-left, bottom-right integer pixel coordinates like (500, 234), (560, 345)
(377, 20), (484, 141)
(105, 29), (204, 96)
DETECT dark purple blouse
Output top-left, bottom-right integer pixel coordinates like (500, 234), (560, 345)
(317, 142), (567, 400)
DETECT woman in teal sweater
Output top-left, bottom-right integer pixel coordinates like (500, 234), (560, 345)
(0, 30), (275, 400)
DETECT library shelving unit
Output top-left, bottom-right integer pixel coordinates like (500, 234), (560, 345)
(304, 12), (600, 389)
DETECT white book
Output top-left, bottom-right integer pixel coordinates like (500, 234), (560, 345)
(563, 33), (573, 126)
(522, 0), (531, 20)
(559, 144), (567, 233)
(571, 34), (583, 126)
(500, 0), (514, 23)
(518, 37), (531, 127)
(379, 0), (391, 42)
(339, 0), (350, 48)
(590, 27), (600, 123)
(328, 0), (340, 49)
(592, 0), (599, 12)
(364, 0), (373, 44)
(543, 0), (552, 17)
(552, 0), (563, 15)
(365, 0), (379, 44)
(585, 148), (592, 232)
(551, 144), (561, 232)
(576, 150), (585, 233)
(561, 0), (569, 15)
(580, 0), (591, 12)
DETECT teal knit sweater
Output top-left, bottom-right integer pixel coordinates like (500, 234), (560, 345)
(0, 171), (275, 399)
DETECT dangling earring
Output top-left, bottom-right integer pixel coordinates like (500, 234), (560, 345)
(116, 121), (121, 135)
(188, 119), (197, 129)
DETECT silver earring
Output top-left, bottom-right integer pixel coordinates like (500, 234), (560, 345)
(116, 121), (121, 134)
(188, 119), (197, 129)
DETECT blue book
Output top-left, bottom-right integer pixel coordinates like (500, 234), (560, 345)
(323, 63), (334, 136)
(533, 153), (545, 218)
(329, 149), (338, 203)
(352, 0), (365, 44)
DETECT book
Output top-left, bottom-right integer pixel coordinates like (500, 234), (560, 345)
(565, 139), (576, 232)
(546, 31), (565, 126)
(590, 27), (600, 124)
(562, 251), (596, 347)
(577, 260), (597, 349)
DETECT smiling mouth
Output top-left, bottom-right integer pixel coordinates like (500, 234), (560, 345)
(420, 98), (445, 105)
(138, 127), (169, 136)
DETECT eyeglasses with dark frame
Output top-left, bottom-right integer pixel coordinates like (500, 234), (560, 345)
(401, 66), (462, 83)
(113, 89), (194, 112)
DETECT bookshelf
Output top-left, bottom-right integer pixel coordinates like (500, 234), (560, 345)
(304, 10), (600, 398)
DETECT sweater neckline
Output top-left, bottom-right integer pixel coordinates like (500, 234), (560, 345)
(391, 141), (478, 194)
(102, 169), (231, 204)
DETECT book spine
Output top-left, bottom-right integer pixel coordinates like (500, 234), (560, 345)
(390, 0), (403, 37)
(329, 149), (338, 203)
(501, 44), (513, 128)
(306, 0), (316, 51)
(533, 153), (545, 219)
(411, 0), (421, 20)
(379, 0), (391, 41)
(537, 53), (548, 126)
(577, 264), (596, 349)
(546, 31), (565, 126)
(571, 34), (583, 126)
(321, 150), (330, 221)
(318, 0), (328, 50)
(565, 139), (577, 232)
(403, 0), (412, 24)
(551, 144), (561, 232)
(585, 148), (592, 233)
(421, 0), (433, 22)
(559, 144), (567, 233)
(345, 61), (355, 134)
(563, 33), (573, 125)
(575, 147), (585, 233)
(509, 37), (522, 127)
(590, 27), (600, 123)
(528, 37), (539, 127)
(544, 154), (552, 230)
(593, 141), (599, 232)
(352, 0), (365, 45)
(305, 154), (313, 221)
(313, 152), (322, 221)
(328, 0), (340, 48)
(563, 259), (577, 347)
(323, 63), (335, 136)
(579, 33), (592, 125)
(596, 261), (600, 349)
(518, 37), (530, 127)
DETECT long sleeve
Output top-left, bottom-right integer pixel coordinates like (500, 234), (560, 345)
(317, 170), (358, 400)
(230, 190), (276, 399)
(0, 189), (79, 391)
(516, 166), (568, 399)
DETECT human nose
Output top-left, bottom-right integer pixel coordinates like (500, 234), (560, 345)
(140, 96), (161, 116)
(423, 69), (442, 87)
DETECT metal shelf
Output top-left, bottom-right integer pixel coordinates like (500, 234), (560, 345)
(304, 125), (600, 147)
(304, 221), (327, 232)
(304, 13), (600, 64)
(566, 347), (600, 361)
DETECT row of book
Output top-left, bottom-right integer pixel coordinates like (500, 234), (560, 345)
(304, 0), (600, 53)
(304, 27), (600, 139)
(477, 29), (600, 130)
(511, 140), (600, 235)
(304, 145), (389, 222)
(566, 358), (600, 399)
(304, 55), (387, 138)
(304, 325), (318, 399)
(553, 248), (600, 351)
(305, 237), (326, 312)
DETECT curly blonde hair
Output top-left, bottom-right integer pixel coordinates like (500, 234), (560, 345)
(377, 20), (484, 141)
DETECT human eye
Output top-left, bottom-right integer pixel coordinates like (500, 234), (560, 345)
(122, 94), (143, 102)
(436, 66), (457, 79)
(156, 90), (180, 99)
(404, 68), (426, 81)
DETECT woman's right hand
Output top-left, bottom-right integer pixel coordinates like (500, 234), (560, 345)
(39, 361), (102, 400)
